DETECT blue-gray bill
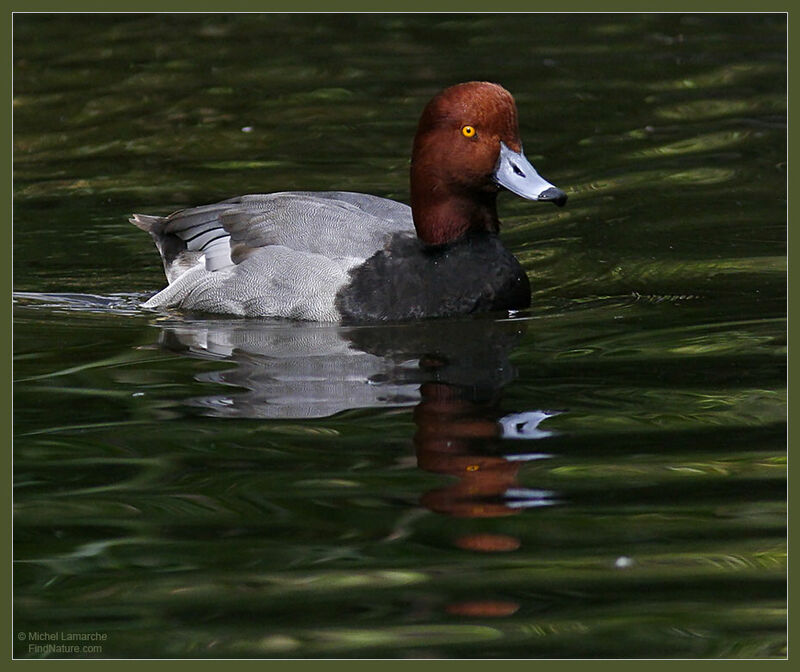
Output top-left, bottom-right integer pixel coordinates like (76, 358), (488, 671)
(493, 141), (567, 206)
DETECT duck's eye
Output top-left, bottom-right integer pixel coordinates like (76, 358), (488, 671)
(461, 125), (476, 138)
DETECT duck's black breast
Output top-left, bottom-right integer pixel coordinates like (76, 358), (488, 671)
(335, 232), (531, 323)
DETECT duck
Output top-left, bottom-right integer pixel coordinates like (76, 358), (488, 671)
(132, 81), (566, 323)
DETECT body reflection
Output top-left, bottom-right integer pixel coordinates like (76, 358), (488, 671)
(155, 315), (533, 420)
(154, 314), (561, 618)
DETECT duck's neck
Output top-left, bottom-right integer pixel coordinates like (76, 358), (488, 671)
(410, 183), (501, 247)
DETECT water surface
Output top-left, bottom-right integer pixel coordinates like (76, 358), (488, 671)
(13, 13), (786, 658)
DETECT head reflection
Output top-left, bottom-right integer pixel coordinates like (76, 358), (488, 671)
(415, 381), (558, 519)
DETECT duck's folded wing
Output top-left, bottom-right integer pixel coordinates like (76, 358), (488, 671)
(220, 192), (413, 263)
(131, 191), (414, 283)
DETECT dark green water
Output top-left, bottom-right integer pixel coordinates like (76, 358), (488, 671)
(13, 13), (786, 658)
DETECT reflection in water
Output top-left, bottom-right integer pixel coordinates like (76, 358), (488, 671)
(414, 383), (557, 520)
(155, 315), (528, 420)
(156, 314), (561, 618)
(158, 320), (423, 418)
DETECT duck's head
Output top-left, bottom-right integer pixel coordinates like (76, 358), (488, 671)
(410, 81), (566, 246)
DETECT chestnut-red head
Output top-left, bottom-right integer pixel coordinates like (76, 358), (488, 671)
(410, 81), (566, 246)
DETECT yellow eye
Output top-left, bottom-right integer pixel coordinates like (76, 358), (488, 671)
(461, 125), (476, 138)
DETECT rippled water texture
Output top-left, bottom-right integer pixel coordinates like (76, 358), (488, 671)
(13, 14), (786, 658)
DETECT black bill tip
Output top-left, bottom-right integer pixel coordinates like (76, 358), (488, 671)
(538, 187), (568, 207)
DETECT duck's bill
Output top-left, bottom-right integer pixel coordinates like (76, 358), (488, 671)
(494, 142), (567, 207)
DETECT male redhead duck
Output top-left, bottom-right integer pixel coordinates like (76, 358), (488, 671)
(132, 81), (566, 322)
